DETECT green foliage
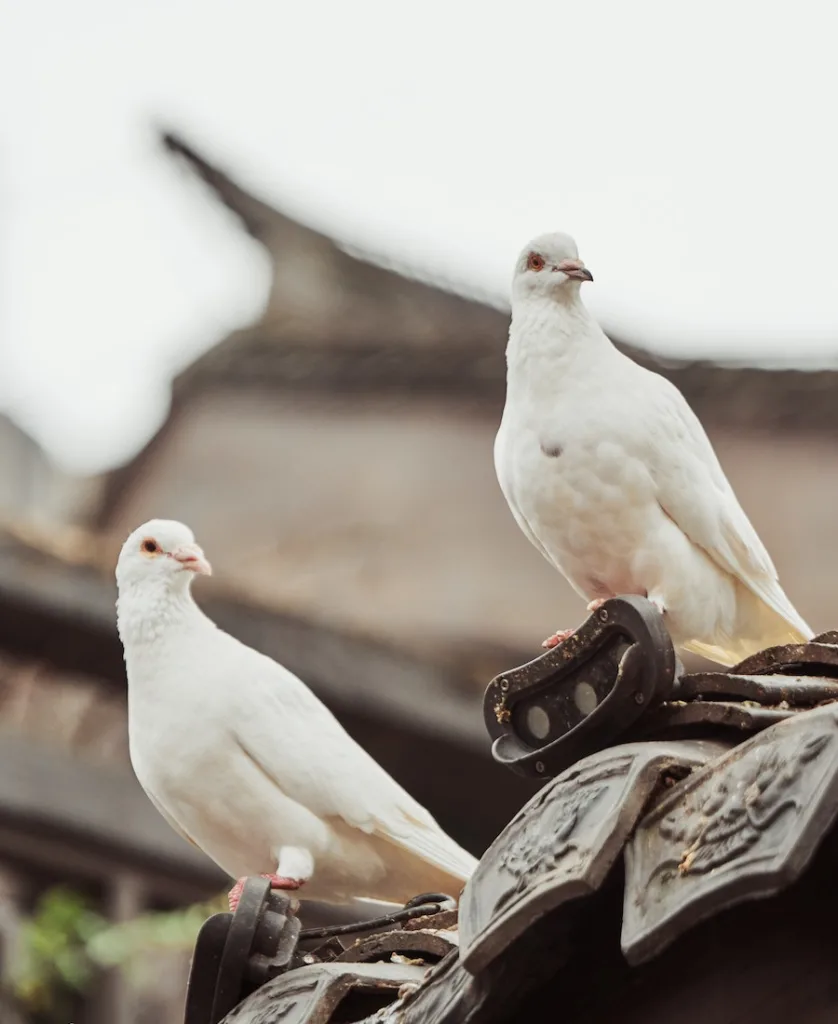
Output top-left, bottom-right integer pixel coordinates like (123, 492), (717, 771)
(4, 885), (228, 1020)
(86, 897), (221, 982)
(9, 888), (105, 1019)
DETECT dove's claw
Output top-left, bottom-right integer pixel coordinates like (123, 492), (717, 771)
(228, 879), (245, 912)
(586, 598), (607, 612)
(228, 874), (304, 912)
(542, 628), (574, 649)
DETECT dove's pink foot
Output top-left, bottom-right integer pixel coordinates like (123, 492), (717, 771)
(228, 874), (304, 912)
(586, 598), (608, 612)
(542, 628), (575, 650)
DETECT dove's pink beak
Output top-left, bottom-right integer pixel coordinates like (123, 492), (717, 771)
(556, 258), (593, 282)
(170, 544), (212, 576)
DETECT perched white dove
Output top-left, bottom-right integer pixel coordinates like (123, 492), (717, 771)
(116, 519), (477, 910)
(494, 232), (812, 666)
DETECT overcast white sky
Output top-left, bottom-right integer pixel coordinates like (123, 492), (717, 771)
(1, 0), (837, 473)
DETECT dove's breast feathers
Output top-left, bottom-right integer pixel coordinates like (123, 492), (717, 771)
(125, 615), (476, 903)
(496, 308), (811, 665)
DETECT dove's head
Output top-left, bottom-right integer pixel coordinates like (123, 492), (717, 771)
(512, 232), (593, 303)
(116, 519), (212, 593)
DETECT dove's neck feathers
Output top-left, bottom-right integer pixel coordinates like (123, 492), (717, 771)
(117, 578), (213, 658)
(506, 291), (614, 402)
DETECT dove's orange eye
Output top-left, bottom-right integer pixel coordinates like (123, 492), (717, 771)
(527, 252), (545, 272)
(141, 538), (161, 556)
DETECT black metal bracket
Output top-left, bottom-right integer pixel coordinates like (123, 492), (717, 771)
(484, 602), (838, 783)
(183, 883), (458, 1024)
(484, 596), (677, 779)
(184, 877), (300, 1024)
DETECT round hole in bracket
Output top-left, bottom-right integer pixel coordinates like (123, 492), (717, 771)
(574, 681), (599, 716)
(525, 704), (551, 740)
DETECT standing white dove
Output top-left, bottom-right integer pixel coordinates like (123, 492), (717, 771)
(116, 519), (477, 910)
(494, 232), (812, 666)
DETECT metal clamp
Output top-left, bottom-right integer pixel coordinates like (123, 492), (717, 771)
(184, 877), (300, 1024)
(484, 596), (677, 779)
(183, 884), (457, 1024)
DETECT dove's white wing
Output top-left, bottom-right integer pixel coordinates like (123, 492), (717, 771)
(494, 421), (558, 568)
(636, 373), (811, 637)
(229, 644), (477, 880)
(144, 785), (200, 849)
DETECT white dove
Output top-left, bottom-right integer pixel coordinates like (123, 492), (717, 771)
(494, 232), (812, 666)
(116, 519), (477, 910)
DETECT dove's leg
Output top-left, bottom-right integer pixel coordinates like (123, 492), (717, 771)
(228, 874), (304, 912)
(542, 597), (613, 649)
(228, 846), (314, 912)
(275, 845), (315, 883)
(542, 593), (666, 650)
(541, 628), (575, 649)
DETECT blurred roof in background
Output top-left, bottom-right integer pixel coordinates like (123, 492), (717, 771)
(87, 132), (838, 533)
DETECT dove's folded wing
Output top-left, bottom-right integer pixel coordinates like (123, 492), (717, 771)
(494, 427), (557, 567)
(144, 786), (200, 849)
(640, 378), (811, 636)
(234, 657), (477, 880)
(501, 484), (556, 567)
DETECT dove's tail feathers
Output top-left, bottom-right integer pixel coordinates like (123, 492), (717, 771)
(369, 839), (477, 905)
(682, 637), (744, 668)
(683, 580), (813, 667)
(402, 822), (478, 882)
(738, 572), (813, 643)
(357, 811), (478, 905)
(375, 806), (478, 891)
(734, 578), (813, 651)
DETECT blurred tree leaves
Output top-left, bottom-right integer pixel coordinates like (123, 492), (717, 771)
(4, 885), (227, 1022)
(9, 888), (104, 1020)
